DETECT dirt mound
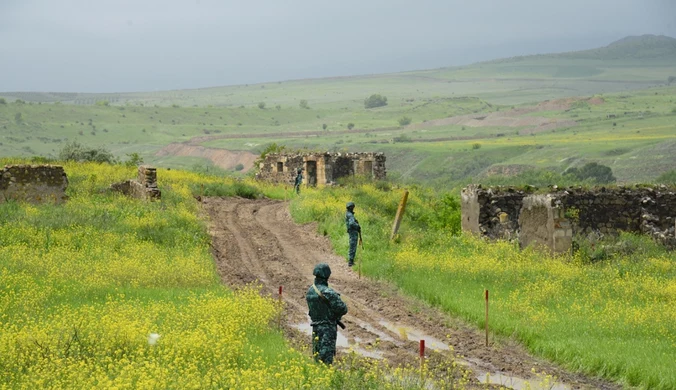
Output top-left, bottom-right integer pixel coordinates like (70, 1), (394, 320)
(155, 143), (257, 171)
(203, 197), (619, 389)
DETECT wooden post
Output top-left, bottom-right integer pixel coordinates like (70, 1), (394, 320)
(484, 289), (489, 347)
(390, 190), (409, 240)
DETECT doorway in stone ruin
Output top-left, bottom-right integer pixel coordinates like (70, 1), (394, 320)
(363, 160), (373, 178)
(305, 161), (317, 187)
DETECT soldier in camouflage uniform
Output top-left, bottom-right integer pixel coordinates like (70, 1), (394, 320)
(306, 263), (348, 364)
(345, 202), (361, 267)
(294, 168), (303, 195)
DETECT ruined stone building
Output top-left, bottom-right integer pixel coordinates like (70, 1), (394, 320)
(110, 165), (161, 200)
(462, 184), (676, 252)
(257, 152), (386, 186)
(0, 165), (68, 204)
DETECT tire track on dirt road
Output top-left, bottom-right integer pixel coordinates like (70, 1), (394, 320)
(203, 197), (618, 389)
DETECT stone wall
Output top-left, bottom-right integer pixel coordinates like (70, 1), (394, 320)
(0, 165), (68, 204)
(460, 185), (528, 239)
(110, 165), (161, 200)
(461, 185), (676, 252)
(256, 152), (386, 186)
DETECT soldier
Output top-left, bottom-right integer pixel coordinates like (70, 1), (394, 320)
(306, 263), (348, 364)
(345, 201), (361, 267)
(294, 167), (303, 195)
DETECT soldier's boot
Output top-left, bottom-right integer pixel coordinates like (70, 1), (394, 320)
(348, 259), (354, 267)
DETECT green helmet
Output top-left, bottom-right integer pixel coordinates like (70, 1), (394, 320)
(313, 263), (331, 279)
(297, 168), (302, 174)
(346, 201), (355, 209)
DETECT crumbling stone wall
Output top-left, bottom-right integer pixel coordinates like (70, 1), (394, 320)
(460, 185), (528, 239)
(0, 165), (68, 204)
(110, 165), (161, 200)
(461, 185), (676, 252)
(256, 152), (386, 186)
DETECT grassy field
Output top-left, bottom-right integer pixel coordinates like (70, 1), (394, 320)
(1, 160), (470, 389)
(290, 183), (676, 390)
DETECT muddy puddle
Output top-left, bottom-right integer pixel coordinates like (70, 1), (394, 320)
(477, 371), (571, 390)
(378, 320), (451, 351)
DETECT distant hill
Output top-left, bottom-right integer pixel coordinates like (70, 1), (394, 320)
(559, 34), (676, 60)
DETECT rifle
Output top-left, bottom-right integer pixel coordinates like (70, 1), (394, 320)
(312, 284), (346, 329)
(358, 231), (364, 250)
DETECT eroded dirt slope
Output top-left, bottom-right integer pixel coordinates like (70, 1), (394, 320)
(203, 197), (617, 389)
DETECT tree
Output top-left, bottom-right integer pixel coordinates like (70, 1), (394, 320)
(234, 163), (244, 171)
(258, 102), (266, 109)
(668, 76), (676, 85)
(125, 152), (144, 167)
(299, 100), (309, 109)
(397, 116), (411, 126)
(364, 94), (388, 109)
(322, 123), (327, 130)
(566, 162), (616, 184)
(0, 98), (6, 105)
(347, 123), (355, 130)
(58, 141), (117, 164)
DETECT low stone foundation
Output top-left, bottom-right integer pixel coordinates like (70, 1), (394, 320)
(0, 165), (68, 204)
(111, 166), (161, 200)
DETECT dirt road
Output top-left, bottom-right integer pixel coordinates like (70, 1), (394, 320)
(204, 197), (617, 389)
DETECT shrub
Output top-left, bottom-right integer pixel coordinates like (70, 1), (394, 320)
(275, 104), (281, 110)
(397, 116), (412, 126)
(347, 123), (355, 130)
(96, 100), (110, 106)
(234, 163), (244, 171)
(58, 141), (118, 164)
(472, 143), (481, 150)
(322, 123), (327, 130)
(257, 102), (266, 109)
(364, 94), (388, 109)
(299, 100), (309, 109)
(0, 97), (6, 105)
(566, 162), (616, 184)
(14, 112), (23, 123)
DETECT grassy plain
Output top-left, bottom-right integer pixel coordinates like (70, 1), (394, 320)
(2, 39), (676, 186)
(290, 183), (676, 390)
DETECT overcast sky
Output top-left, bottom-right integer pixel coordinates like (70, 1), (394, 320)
(1, 0), (674, 92)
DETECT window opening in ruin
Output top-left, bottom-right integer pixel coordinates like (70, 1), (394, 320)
(306, 161), (317, 187)
(363, 160), (373, 178)
(277, 162), (284, 173)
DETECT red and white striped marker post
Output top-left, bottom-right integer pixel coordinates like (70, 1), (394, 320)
(484, 289), (489, 347)
(419, 339), (425, 381)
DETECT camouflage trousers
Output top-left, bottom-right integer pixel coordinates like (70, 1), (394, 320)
(294, 183), (301, 194)
(348, 231), (359, 264)
(312, 323), (337, 364)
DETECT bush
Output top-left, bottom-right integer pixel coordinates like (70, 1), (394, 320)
(397, 116), (412, 126)
(299, 100), (309, 109)
(566, 162), (616, 184)
(322, 123), (327, 130)
(257, 102), (266, 109)
(347, 123), (355, 130)
(96, 100), (110, 106)
(234, 163), (244, 171)
(58, 141), (118, 164)
(364, 94), (388, 109)
(14, 112), (23, 123)
(472, 143), (481, 150)
(0, 97), (6, 105)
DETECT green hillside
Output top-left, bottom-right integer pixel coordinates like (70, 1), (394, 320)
(1, 36), (675, 186)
